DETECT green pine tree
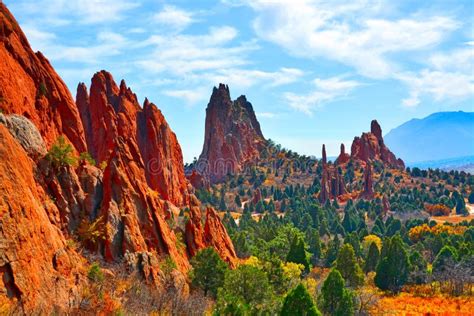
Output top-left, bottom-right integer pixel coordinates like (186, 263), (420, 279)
(281, 284), (321, 316)
(320, 269), (354, 315)
(374, 235), (410, 293)
(325, 235), (340, 267)
(287, 236), (311, 272)
(335, 244), (364, 288)
(364, 242), (380, 274)
(336, 288), (354, 316)
(190, 248), (228, 298)
(306, 228), (322, 261)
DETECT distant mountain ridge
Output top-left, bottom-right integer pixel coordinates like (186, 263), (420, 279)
(384, 111), (474, 163)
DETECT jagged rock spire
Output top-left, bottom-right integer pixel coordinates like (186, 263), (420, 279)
(198, 83), (267, 183)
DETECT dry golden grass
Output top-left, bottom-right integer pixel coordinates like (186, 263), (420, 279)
(431, 214), (474, 224)
(371, 292), (474, 315)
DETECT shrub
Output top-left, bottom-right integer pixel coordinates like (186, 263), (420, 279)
(79, 152), (96, 165)
(99, 161), (108, 170)
(77, 216), (106, 249)
(88, 263), (104, 283)
(38, 82), (48, 97)
(45, 136), (77, 168)
(425, 204), (451, 216)
(160, 256), (177, 276)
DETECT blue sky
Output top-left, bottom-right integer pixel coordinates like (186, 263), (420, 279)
(5, 0), (473, 162)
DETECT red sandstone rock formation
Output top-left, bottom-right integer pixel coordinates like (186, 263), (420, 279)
(0, 3), (236, 311)
(360, 163), (374, 199)
(351, 120), (405, 169)
(77, 72), (189, 206)
(322, 144), (327, 165)
(196, 84), (267, 183)
(0, 125), (86, 313)
(319, 145), (346, 203)
(0, 4), (86, 152)
(187, 169), (210, 190)
(185, 205), (237, 267)
(75, 71), (236, 268)
(335, 143), (350, 165)
(252, 188), (262, 205)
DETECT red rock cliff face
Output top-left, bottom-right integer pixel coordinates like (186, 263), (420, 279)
(351, 120), (405, 169)
(0, 125), (85, 313)
(0, 4), (86, 152)
(77, 72), (188, 206)
(76, 71), (236, 269)
(197, 84), (267, 183)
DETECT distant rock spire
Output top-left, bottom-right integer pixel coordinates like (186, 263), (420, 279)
(336, 143), (350, 165)
(322, 144), (327, 165)
(361, 164), (374, 199)
(351, 120), (405, 169)
(370, 119), (383, 141)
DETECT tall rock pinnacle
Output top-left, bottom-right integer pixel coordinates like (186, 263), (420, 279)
(322, 144), (327, 165)
(197, 84), (267, 183)
(335, 143), (350, 165)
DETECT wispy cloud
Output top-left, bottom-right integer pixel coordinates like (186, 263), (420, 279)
(205, 67), (304, 89)
(223, 0), (469, 109)
(153, 5), (195, 32)
(240, 0), (458, 79)
(21, 26), (130, 63)
(285, 76), (361, 115)
(134, 26), (304, 105)
(399, 70), (473, 107)
(399, 45), (474, 107)
(163, 88), (209, 106)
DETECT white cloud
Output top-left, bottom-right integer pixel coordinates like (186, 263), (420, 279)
(285, 76), (361, 114)
(163, 88), (208, 105)
(134, 26), (304, 105)
(399, 46), (474, 107)
(206, 67), (304, 89)
(135, 26), (250, 76)
(20, 25), (57, 51)
(399, 70), (474, 107)
(22, 27), (130, 63)
(160, 67), (304, 106)
(153, 5), (195, 31)
(429, 47), (473, 73)
(243, 0), (458, 79)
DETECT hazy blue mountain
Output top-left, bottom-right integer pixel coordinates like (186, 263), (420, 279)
(384, 111), (474, 163)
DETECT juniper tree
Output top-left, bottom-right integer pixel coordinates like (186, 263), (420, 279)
(281, 284), (321, 316)
(336, 244), (364, 288)
(375, 235), (410, 293)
